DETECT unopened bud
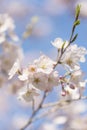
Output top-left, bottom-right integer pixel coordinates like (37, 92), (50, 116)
(61, 90), (66, 96)
(69, 83), (75, 89)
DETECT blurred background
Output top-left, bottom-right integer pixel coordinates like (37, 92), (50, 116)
(0, 0), (87, 130)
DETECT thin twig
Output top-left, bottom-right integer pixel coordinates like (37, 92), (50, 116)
(26, 96), (87, 124)
(33, 106), (58, 122)
(20, 96), (87, 127)
(42, 96), (87, 108)
(20, 92), (47, 130)
(54, 6), (80, 69)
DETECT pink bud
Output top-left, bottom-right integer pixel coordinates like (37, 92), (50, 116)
(69, 83), (75, 89)
(61, 90), (66, 96)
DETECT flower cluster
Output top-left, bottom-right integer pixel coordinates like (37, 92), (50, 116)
(8, 37), (87, 102)
(52, 38), (87, 97)
(0, 14), (24, 89)
(0, 14), (19, 44)
(8, 55), (59, 101)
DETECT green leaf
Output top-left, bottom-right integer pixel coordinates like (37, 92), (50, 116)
(62, 41), (66, 48)
(75, 5), (81, 18)
(71, 34), (78, 43)
(74, 20), (80, 26)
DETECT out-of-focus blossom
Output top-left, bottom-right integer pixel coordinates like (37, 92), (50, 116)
(0, 45), (23, 74)
(23, 16), (39, 39)
(53, 116), (67, 125)
(75, 0), (87, 17)
(70, 116), (87, 130)
(72, 102), (87, 114)
(0, 33), (5, 44)
(8, 80), (25, 94)
(0, 14), (15, 33)
(0, 13), (19, 44)
(12, 114), (28, 129)
(44, 0), (69, 15)
(32, 17), (52, 37)
(5, 1), (30, 18)
(0, 73), (7, 88)
(40, 122), (57, 130)
(0, 91), (10, 115)
(8, 31), (19, 41)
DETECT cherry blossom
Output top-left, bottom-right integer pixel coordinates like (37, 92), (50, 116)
(8, 59), (21, 79)
(51, 37), (69, 50)
(34, 54), (56, 73)
(61, 44), (87, 69)
(18, 84), (39, 102)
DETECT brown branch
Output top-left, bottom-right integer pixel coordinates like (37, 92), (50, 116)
(54, 6), (81, 69)
(20, 96), (87, 128)
(20, 92), (47, 130)
(42, 96), (87, 108)
(26, 96), (87, 124)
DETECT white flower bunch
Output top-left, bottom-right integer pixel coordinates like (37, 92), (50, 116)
(8, 36), (87, 101)
(0, 14), (24, 88)
(8, 55), (59, 100)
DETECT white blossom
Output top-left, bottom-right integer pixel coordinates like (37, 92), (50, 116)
(65, 85), (80, 99)
(79, 80), (87, 88)
(51, 38), (69, 50)
(69, 69), (87, 90)
(34, 55), (56, 73)
(18, 65), (37, 81)
(18, 68), (29, 81)
(63, 69), (87, 98)
(70, 69), (84, 85)
(8, 59), (20, 79)
(18, 84), (39, 102)
(30, 72), (48, 91)
(46, 71), (59, 90)
(29, 71), (59, 91)
(0, 14), (15, 33)
(18, 55), (56, 82)
(0, 42), (24, 75)
(61, 44), (87, 68)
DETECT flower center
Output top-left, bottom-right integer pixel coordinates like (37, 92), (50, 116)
(29, 66), (36, 72)
(66, 59), (73, 66)
(34, 78), (40, 83)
